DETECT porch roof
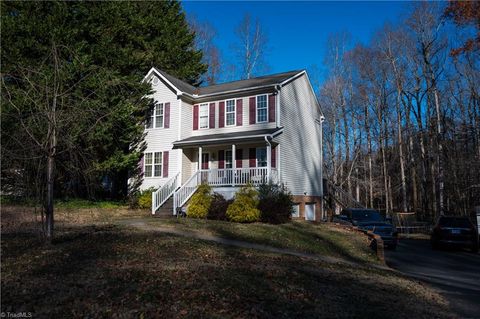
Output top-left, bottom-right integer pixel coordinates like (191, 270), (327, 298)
(172, 128), (283, 148)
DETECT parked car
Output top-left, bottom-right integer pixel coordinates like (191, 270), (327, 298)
(431, 216), (479, 252)
(334, 208), (398, 250)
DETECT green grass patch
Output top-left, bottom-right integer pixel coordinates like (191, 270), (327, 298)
(55, 198), (126, 209)
(148, 218), (379, 264)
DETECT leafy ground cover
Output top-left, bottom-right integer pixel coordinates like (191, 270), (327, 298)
(147, 218), (379, 264)
(1, 206), (454, 318)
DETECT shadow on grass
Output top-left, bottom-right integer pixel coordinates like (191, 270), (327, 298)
(203, 220), (376, 265)
(1, 224), (452, 318)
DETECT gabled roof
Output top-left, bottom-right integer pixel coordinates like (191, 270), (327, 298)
(145, 67), (305, 97)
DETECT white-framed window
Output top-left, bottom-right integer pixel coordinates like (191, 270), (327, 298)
(146, 103), (164, 129)
(199, 103), (209, 129)
(256, 147), (267, 167)
(225, 150), (233, 169)
(225, 99), (236, 126)
(144, 152), (162, 177)
(155, 103), (164, 128)
(292, 204), (300, 218)
(256, 95), (268, 123)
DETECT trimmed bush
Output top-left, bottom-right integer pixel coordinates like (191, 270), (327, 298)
(258, 182), (293, 224)
(226, 184), (260, 223)
(187, 184), (212, 218)
(207, 193), (233, 221)
(129, 187), (155, 209)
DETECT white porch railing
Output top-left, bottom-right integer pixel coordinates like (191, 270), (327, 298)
(199, 167), (278, 186)
(172, 168), (279, 215)
(173, 171), (200, 215)
(151, 172), (180, 215)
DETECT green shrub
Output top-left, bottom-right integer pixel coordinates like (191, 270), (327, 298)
(187, 184), (212, 219)
(129, 188), (155, 209)
(226, 184), (260, 223)
(258, 182), (294, 224)
(207, 193), (233, 221)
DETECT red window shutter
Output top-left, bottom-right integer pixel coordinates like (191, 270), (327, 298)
(249, 148), (256, 167)
(249, 97), (256, 124)
(139, 155), (144, 174)
(164, 102), (170, 128)
(219, 101), (225, 128)
(218, 150), (225, 169)
(209, 103), (215, 129)
(193, 105), (199, 130)
(236, 149), (243, 168)
(236, 99), (243, 126)
(163, 151), (169, 177)
(271, 146), (276, 168)
(268, 94), (276, 122)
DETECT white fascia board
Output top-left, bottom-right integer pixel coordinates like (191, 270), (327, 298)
(174, 128), (284, 146)
(279, 70), (306, 87)
(302, 70), (324, 116)
(142, 67), (181, 95)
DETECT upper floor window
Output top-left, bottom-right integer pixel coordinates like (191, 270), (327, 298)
(256, 95), (268, 123)
(199, 103), (209, 129)
(256, 147), (267, 167)
(144, 152), (163, 177)
(225, 99), (236, 126)
(146, 103), (164, 129)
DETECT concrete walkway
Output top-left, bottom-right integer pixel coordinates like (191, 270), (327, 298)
(117, 218), (391, 271)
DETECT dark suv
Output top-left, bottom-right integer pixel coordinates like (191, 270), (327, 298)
(335, 208), (398, 249)
(431, 216), (479, 252)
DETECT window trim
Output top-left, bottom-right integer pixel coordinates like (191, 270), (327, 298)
(225, 150), (233, 169)
(292, 204), (300, 218)
(144, 151), (163, 178)
(155, 103), (164, 129)
(225, 99), (236, 127)
(256, 94), (268, 123)
(256, 147), (267, 167)
(199, 103), (209, 129)
(146, 103), (165, 129)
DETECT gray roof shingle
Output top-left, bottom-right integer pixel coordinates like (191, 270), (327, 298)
(153, 68), (303, 96)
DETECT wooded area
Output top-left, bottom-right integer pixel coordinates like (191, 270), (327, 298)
(1, 1), (206, 238)
(319, 2), (480, 221)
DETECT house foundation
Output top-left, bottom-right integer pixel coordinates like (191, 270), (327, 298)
(291, 195), (324, 221)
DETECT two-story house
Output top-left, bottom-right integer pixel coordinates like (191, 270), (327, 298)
(140, 67), (324, 221)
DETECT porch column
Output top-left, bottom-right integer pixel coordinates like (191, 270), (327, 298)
(232, 144), (236, 186)
(267, 143), (271, 182)
(198, 146), (202, 171)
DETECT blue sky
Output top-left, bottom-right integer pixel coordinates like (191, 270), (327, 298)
(182, 1), (413, 83)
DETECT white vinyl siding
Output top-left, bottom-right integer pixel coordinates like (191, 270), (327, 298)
(139, 72), (182, 190)
(276, 73), (323, 197)
(199, 103), (209, 129)
(225, 99), (236, 126)
(256, 95), (268, 123)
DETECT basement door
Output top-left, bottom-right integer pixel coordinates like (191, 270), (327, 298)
(305, 203), (315, 221)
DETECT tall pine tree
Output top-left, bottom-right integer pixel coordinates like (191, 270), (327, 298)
(1, 1), (206, 238)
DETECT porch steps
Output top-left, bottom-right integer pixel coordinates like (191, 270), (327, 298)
(153, 197), (174, 218)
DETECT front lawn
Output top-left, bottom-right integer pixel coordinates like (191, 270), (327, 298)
(1, 224), (453, 318)
(148, 218), (379, 264)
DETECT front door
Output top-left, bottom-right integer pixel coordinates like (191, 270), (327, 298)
(201, 153), (210, 170)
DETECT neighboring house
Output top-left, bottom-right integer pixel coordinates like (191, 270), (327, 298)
(141, 67), (324, 221)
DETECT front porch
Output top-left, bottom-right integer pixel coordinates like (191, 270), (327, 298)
(151, 128), (283, 215)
